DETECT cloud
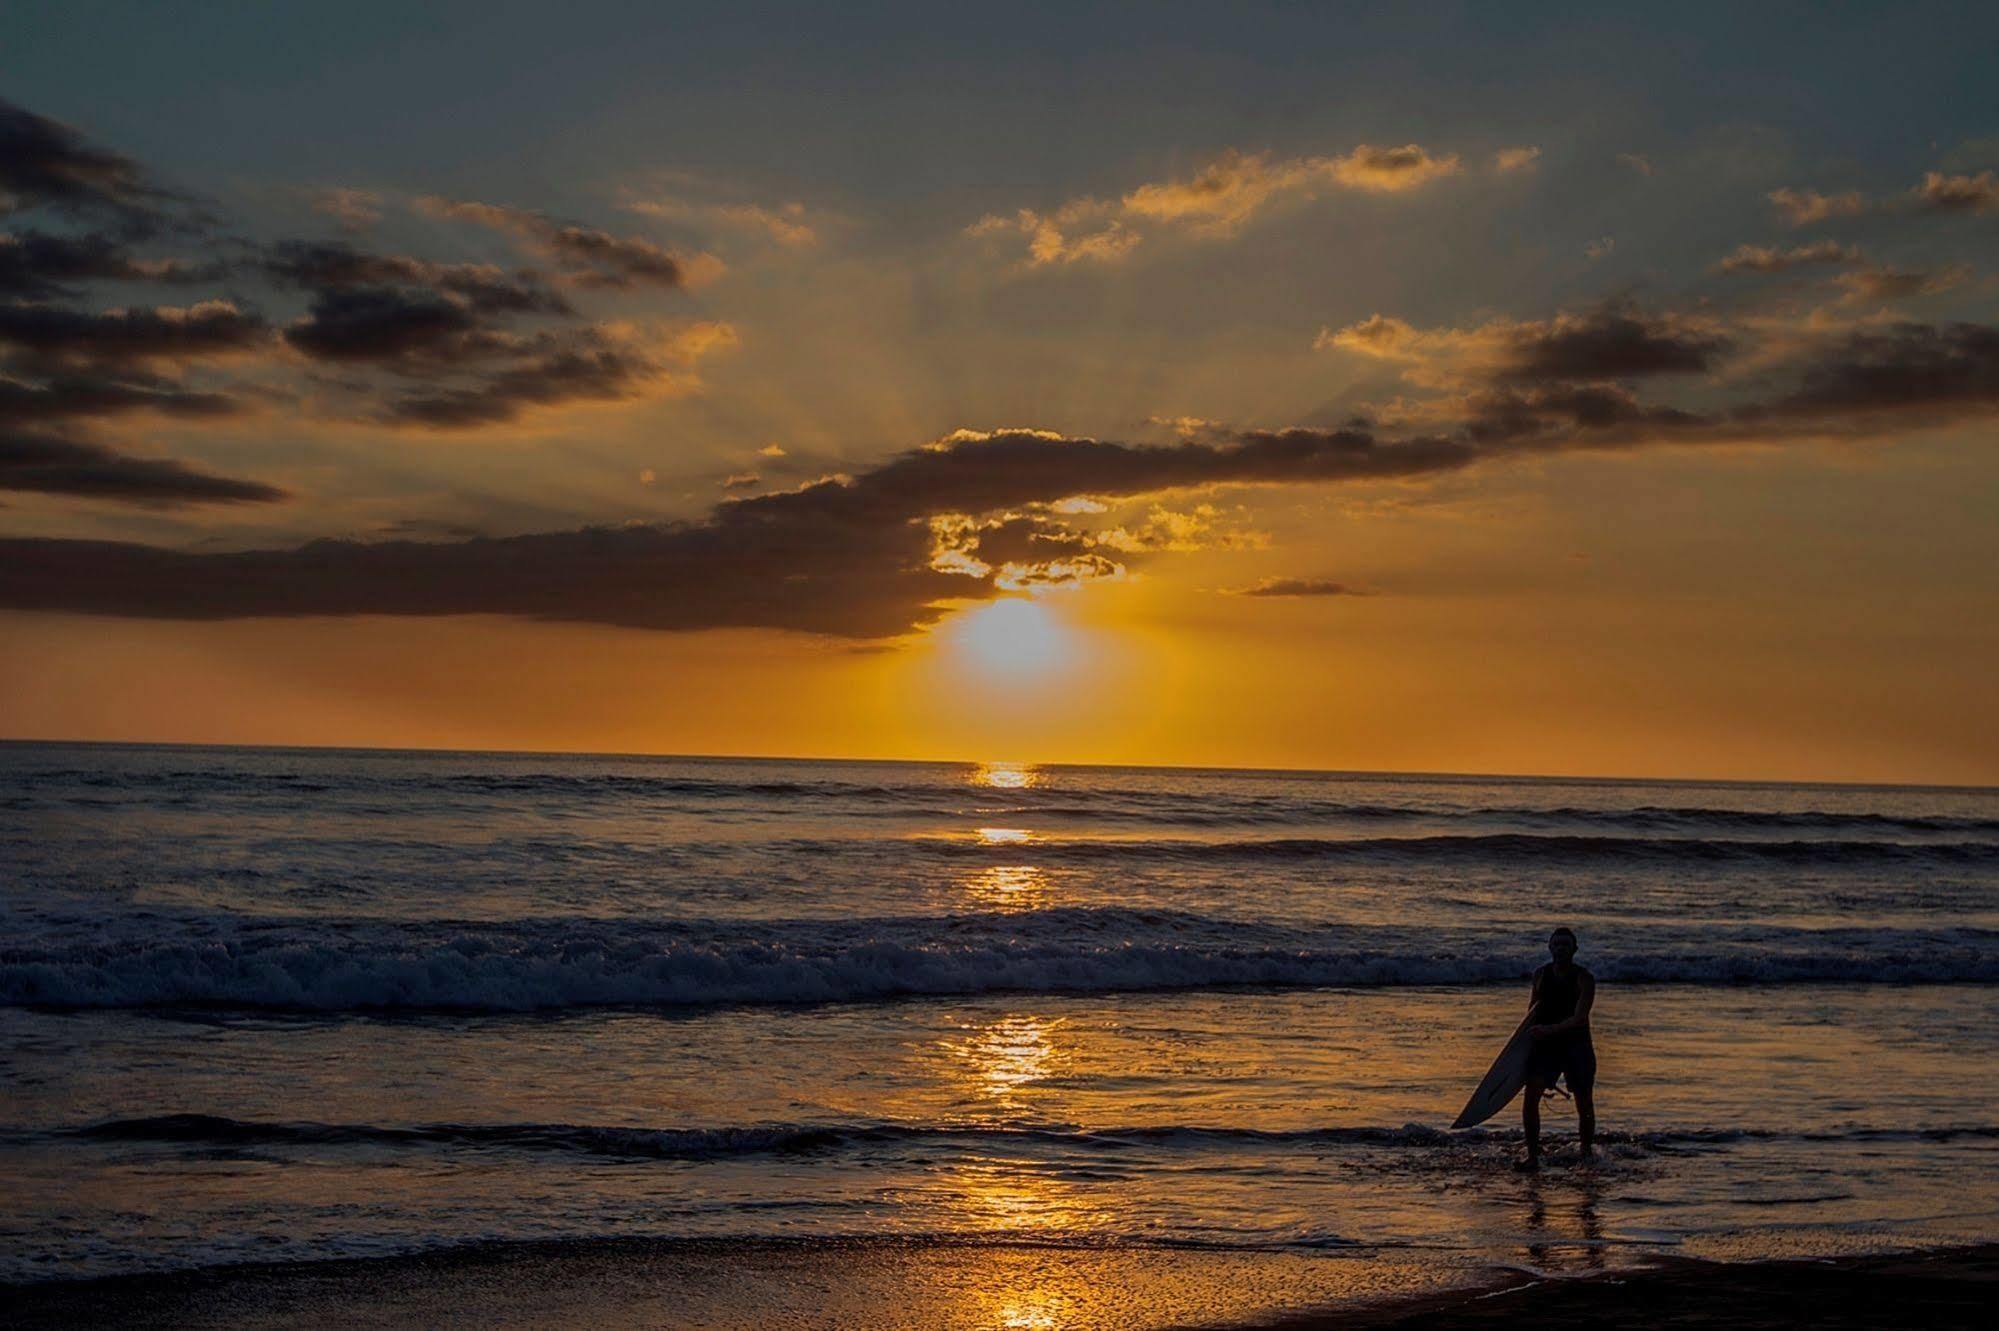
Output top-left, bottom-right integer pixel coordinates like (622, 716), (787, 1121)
(1, 228), (215, 298)
(1123, 145), (1458, 226)
(1584, 236), (1615, 259)
(417, 196), (715, 289)
(967, 206), (1141, 266)
(1768, 187), (1867, 227)
(1315, 313), (1427, 358)
(1616, 153), (1654, 177)
(1230, 577), (1366, 597)
(1834, 264), (1968, 306)
(0, 426), (1481, 634)
(1, 428), (285, 505)
(281, 286), (492, 363)
(625, 195), (823, 248)
(0, 373), (239, 425)
(0, 96), (180, 226)
(7, 324), (1999, 635)
(307, 187), (384, 231)
(258, 238), (730, 428)
(380, 321), (735, 429)
(1716, 240), (1862, 274)
(0, 299), (268, 363)
(972, 142), (1460, 264)
(1494, 146), (1542, 173)
(1756, 321), (1999, 422)
(1323, 143), (1463, 193)
(263, 240), (571, 315)
(1915, 170), (1999, 214)
(1496, 308), (1728, 382)
(1322, 305), (1730, 385)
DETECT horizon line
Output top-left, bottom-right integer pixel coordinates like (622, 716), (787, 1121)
(3, 734), (1993, 794)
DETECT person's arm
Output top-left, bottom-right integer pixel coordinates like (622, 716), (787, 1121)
(1525, 967), (1545, 1033)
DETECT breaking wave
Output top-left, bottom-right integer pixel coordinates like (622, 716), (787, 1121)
(5, 911), (1992, 1013)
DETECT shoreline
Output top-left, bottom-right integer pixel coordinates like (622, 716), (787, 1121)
(7, 1238), (1994, 1330)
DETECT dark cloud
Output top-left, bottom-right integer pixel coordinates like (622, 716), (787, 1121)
(0, 427), (1476, 634)
(0, 516), (952, 636)
(282, 286), (490, 363)
(1231, 578), (1366, 597)
(4, 314), (1998, 636)
(1459, 383), (1708, 444)
(0, 300), (268, 363)
(1760, 322), (1999, 421)
(417, 197), (694, 289)
(0, 96), (179, 225)
(383, 341), (659, 427)
(1, 228), (215, 298)
(262, 240), (570, 315)
(0, 373), (239, 425)
(1, 428), (284, 505)
(1497, 309), (1730, 382)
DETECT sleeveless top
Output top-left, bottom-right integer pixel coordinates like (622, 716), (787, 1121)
(1532, 965), (1592, 1045)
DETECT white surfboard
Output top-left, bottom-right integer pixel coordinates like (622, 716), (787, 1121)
(1451, 1013), (1534, 1129)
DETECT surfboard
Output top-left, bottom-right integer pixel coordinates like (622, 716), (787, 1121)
(1451, 1013), (1535, 1129)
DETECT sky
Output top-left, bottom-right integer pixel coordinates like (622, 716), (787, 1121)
(2, 2), (1996, 782)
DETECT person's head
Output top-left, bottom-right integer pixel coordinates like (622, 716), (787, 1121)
(1548, 926), (1578, 963)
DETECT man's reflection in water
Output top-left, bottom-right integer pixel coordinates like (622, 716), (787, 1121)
(1519, 1171), (1607, 1272)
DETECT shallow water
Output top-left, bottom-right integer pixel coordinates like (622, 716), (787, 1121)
(3, 743), (1996, 1295)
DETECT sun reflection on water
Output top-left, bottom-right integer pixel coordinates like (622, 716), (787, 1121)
(947, 1013), (1066, 1105)
(971, 761), (1042, 789)
(975, 826), (1036, 845)
(966, 864), (1052, 912)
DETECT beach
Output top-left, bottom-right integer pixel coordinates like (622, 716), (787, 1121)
(8, 1240), (1994, 1329)
(4, 744), (1996, 1325)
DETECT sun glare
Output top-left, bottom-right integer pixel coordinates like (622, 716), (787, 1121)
(948, 598), (1074, 680)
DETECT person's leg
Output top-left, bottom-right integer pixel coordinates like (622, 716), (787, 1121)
(1521, 1076), (1545, 1166)
(1569, 1047), (1597, 1158)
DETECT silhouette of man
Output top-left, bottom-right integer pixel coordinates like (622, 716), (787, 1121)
(1518, 926), (1595, 1170)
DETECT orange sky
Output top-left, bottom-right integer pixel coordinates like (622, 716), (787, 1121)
(4, 12), (1998, 784)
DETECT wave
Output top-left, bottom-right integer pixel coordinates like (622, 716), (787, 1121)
(899, 833), (1999, 866)
(5, 912), (1994, 1013)
(66, 1113), (1999, 1162)
(16, 762), (1997, 840)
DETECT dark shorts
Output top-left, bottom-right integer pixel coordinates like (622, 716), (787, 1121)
(1526, 1037), (1596, 1092)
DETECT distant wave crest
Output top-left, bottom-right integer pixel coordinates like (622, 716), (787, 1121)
(4, 912), (1993, 1013)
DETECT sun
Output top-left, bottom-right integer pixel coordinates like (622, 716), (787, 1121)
(948, 597), (1075, 680)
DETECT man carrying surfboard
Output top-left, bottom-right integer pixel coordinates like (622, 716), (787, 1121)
(1520, 926), (1596, 1170)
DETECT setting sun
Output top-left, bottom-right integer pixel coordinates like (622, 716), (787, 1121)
(946, 598), (1076, 682)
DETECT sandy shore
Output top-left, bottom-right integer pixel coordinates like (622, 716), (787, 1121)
(6, 1241), (1993, 1329)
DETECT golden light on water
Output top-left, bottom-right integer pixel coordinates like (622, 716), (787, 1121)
(974, 826), (1035, 845)
(971, 760), (1042, 789)
(946, 1013), (1066, 1107)
(964, 864), (1052, 912)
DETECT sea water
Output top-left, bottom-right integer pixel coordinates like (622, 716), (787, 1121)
(3, 743), (1996, 1293)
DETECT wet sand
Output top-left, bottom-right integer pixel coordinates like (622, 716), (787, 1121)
(6, 1241), (1993, 1330)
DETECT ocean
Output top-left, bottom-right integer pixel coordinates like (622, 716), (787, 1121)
(4, 743), (1996, 1321)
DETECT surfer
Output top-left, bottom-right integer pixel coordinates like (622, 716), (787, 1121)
(1519, 925), (1595, 1170)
